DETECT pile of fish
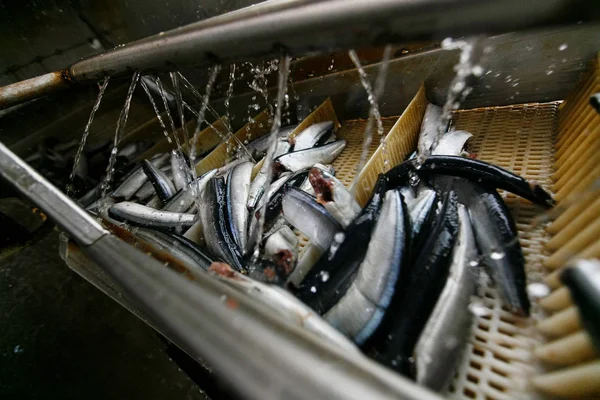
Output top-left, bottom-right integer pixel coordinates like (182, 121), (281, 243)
(78, 104), (555, 393)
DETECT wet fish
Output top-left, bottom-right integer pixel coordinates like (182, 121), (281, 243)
(226, 161), (253, 254)
(561, 259), (600, 352)
(274, 140), (346, 172)
(385, 155), (555, 207)
(417, 103), (443, 157)
(247, 138), (292, 209)
(590, 93), (600, 115)
(325, 189), (409, 345)
(414, 204), (478, 391)
(108, 202), (195, 228)
(309, 167), (360, 228)
(142, 159), (176, 204)
(199, 177), (244, 270)
(299, 163), (335, 196)
(112, 153), (169, 200)
(246, 125), (297, 160)
(171, 150), (191, 190)
(288, 243), (323, 287)
(407, 185), (439, 256)
(292, 121), (334, 151)
(295, 174), (387, 315)
(210, 262), (360, 354)
(454, 178), (530, 316)
(365, 190), (459, 376)
(281, 187), (341, 252)
(163, 169), (217, 213)
(134, 228), (213, 273)
(145, 195), (163, 209)
(264, 225), (299, 278)
(431, 130), (472, 156)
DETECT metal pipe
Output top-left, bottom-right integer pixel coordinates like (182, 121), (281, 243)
(1, 0), (598, 109)
(0, 141), (441, 400)
(0, 70), (73, 110)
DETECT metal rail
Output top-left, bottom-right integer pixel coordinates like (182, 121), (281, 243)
(1, 0), (599, 109)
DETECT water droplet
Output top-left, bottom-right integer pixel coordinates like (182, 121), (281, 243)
(310, 286), (317, 293)
(527, 282), (550, 299)
(469, 301), (491, 317)
(471, 65), (484, 77)
(559, 43), (568, 51)
(469, 260), (479, 267)
(320, 271), (330, 282)
(490, 251), (505, 260)
(546, 69), (554, 75)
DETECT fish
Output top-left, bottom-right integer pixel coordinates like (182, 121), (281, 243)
(134, 228), (213, 273)
(431, 130), (472, 156)
(324, 189), (409, 345)
(385, 155), (555, 207)
(209, 262), (360, 354)
(407, 185), (439, 256)
(365, 189), (459, 376)
(171, 150), (191, 190)
(292, 121), (334, 151)
(142, 159), (176, 204)
(414, 203), (478, 391)
(453, 178), (530, 316)
(112, 153), (169, 200)
(262, 170), (310, 233)
(246, 125), (297, 160)
(281, 187), (342, 253)
(108, 201), (195, 228)
(309, 167), (361, 228)
(417, 103), (443, 157)
(134, 165), (175, 201)
(163, 169), (217, 213)
(561, 259), (600, 352)
(299, 163), (335, 196)
(247, 138), (292, 209)
(199, 177), (244, 270)
(295, 174), (387, 315)
(590, 93), (600, 114)
(274, 140), (346, 172)
(226, 161), (253, 254)
(264, 225), (299, 278)
(288, 243), (323, 287)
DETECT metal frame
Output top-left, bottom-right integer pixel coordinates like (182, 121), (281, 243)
(1, 0), (599, 109)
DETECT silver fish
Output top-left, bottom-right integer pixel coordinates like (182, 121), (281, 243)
(112, 153), (169, 200)
(309, 167), (360, 228)
(108, 201), (195, 228)
(212, 265), (360, 354)
(287, 243), (322, 287)
(274, 140), (346, 172)
(264, 225), (299, 275)
(299, 163), (335, 196)
(135, 228), (213, 273)
(407, 186), (439, 254)
(171, 150), (190, 190)
(142, 159), (176, 203)
(226, 161), (253, 254)
(247, 138), (292, 209)
(292, 121), (334, 151)
(163, 169), (217, 213)
(282, 187), (342, 252)
(325, 189), (408, 344)
(414, 204), (478, 392)
(431, 130), (472, 156)
(417, 103), (442, 157)
(135, 165), (174, 201)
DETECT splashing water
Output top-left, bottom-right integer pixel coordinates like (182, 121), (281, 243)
(100, 71), (140, 199)
(428, 37), (482, 159)
(67, 76), (110, 196)
(247, 60), (279, 116)
(154, 76), (182, 151)
(188, 65), (221, 170)
(348, 46), (391, 193)
(140, 76), (172, 144)
(170, 72), (189, 146)
(252, 55), (290, 262)
(224, 64), (236, 131)
(176, 71), (252, 161)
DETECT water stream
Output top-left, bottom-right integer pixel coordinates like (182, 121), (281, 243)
(348, 47), (391, 192)
(154, 76), (182, 151)
(170, 72), (189, 146)
(251, 55), (290, 262)
(140, 76), (172, 144)
(100, 71), (140, 199)
(224, 64), (236, 131)
(67, 76), (110, 196)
